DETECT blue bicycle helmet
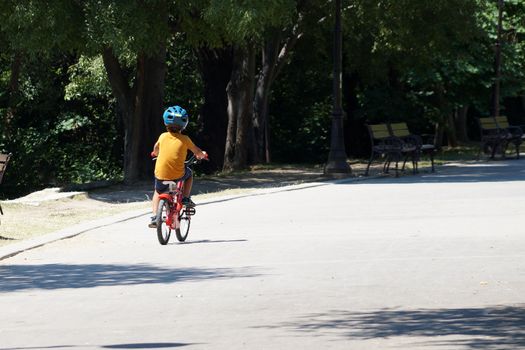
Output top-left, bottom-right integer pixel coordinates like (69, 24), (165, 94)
(163, 105), (188, 130)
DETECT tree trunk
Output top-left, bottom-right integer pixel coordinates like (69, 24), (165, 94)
(343, 72), (367, 157)
(253, 59), (273, 163)
(446, 111), (458, 147)
(455, 105), (469, 143)
(102, 46), (166, 183)
(196, 47), (233, 172)
(252, 18), (304, 164)
(434, 121), (445, 150)
(3, 52), (23, 140)
(223, 44), (256, 172)
(253, 35), (280, 164)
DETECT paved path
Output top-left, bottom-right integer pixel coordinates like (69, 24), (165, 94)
(1, 160), (525, 349)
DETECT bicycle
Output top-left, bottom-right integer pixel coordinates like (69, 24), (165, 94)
(153, 155), (204, 245)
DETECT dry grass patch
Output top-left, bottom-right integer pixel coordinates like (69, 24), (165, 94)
(0, 196), (148, 247)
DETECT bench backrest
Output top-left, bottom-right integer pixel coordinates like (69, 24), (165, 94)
(0, 153), (11, 185)
(479, 117), (499, 131)
(495, 116), (510, 128)
(367, 124), (391, 141)
(389, 122), (410, 138)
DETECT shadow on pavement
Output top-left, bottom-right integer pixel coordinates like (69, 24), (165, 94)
(0, 263), (258, 292)
(0, 342), (195, 350)
(86, 170), (327, 204)
(261, 305), (525, 349)
(83, 159), (525, 204)
(342, 159), (525, 186)
(0, 346), (79, 350)
(175, 239), (248, 245)
(102, 343), (194, 349)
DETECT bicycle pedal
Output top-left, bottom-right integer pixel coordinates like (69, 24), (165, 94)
(185, 207), (196, 216)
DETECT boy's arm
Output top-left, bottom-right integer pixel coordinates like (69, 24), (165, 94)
(151, 141), (160, 157)
(189, 144), (208, 160)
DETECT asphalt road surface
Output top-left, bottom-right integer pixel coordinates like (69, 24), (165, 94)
(1, 160), (525, 350)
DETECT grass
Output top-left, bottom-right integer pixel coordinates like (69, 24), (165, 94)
(0, 196), (148, 247)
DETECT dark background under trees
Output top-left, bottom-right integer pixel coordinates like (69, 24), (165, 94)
(1, 0), (525, 198)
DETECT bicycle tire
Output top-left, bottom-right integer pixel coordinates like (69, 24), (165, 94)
(156, 199), (171, 245)
(175, 208), (191, 242)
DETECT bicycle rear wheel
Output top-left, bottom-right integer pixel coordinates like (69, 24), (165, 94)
(156, 199), (171, 245)
(175, 208), (191, 242)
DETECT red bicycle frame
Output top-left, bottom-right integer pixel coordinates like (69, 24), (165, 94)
(158, 180), (184, 230)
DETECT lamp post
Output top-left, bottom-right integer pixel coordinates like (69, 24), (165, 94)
(325, 0), (351, 176)
(493, 0), (503, 117)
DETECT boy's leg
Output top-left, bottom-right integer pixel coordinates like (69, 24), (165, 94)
(183, 175), (193, 198)
(149, 190), (160, 228)
(152, 190), (160, 215)
(149, 178), (167, 228)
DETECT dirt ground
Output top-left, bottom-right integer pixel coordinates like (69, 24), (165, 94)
(0, 161), (409, 247)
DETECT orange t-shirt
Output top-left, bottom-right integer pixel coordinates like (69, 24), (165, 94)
(154, 132), (195, 180)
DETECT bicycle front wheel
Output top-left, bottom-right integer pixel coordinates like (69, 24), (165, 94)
(156, 199), (171, 245)
(175, 208), (191, 242)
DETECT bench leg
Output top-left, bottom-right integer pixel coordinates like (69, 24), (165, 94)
(394, 159), (399, 177)
(491, 142), (497, 159)
(365, 153), (375, 176)
(383, 158), (390, 174)
(502, 142), (507, 159)
(401, 156), (407, 172)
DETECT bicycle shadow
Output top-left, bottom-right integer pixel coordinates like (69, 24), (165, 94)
(0, 342), (197, 350)
(102, 343), (195, 349)
(172, 239), (247, 245)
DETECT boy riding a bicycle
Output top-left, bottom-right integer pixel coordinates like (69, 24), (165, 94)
(149, 105), (208, 228)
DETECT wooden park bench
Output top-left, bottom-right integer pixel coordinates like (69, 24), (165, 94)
(365, 124), (406, 177)
(0, 153), (12, 216)
(494, 116), (523, 159)
(389, 122), (436, 172)
(479, 116), (523, 159)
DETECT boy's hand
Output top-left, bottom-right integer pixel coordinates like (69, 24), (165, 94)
(198, 151), (208, 160)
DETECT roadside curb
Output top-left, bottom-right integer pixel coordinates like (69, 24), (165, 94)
(0, 172), (388, 261)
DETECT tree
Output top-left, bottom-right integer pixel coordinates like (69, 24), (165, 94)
(340, 0), (488, 149)
(251, 0), (323, 163)
(0, 1), (173, 183)
(83, 1), (172, 183)
(200, 0), (297, 171)
(195, 46), (232, 172)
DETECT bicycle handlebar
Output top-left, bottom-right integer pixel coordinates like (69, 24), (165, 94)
(185, 153), (209, 166)
(151, 152), (208, 165)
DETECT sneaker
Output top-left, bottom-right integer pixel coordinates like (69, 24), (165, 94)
(148, 216), (157, 228)
(182, 197), (196, 207)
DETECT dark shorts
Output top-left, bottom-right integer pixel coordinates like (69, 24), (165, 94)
(155, 167), (192, 194)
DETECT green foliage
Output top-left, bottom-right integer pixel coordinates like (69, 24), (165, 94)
(0, 0), (84, 53)
(164, 34), (203, 134)
(270, 24), (332, 163)
(189, 0), (296, 46)
(0, 52), (122, 199)
(2, 0), (525, 196)
(65, 56), (112, 100)
(337, 0), (525, 140)
(82, 0), (171, 56)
